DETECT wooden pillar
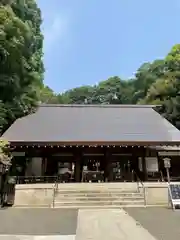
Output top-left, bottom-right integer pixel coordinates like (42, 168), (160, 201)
(41, 157), (47, 176)
(100, 157), (105, 172)
(131, 155), (140, 181)
(131, 152), (138, 171)
(156, 152), (164, 181)
(104, 150), (108, 182)
(74, 150), (83, 182)
(104, 149), (113, 182)
(131, 147), (143, 181)
(69, 162), (73, 171)
(108, 161), (113, 182)
(142, 147), (148, 181)
(74, 161), (81, 182)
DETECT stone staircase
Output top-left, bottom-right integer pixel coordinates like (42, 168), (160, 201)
(53, 183), (145, 208)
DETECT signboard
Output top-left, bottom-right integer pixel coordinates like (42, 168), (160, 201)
(168, 183), (180, 209)
(138, 157), (158, 172)
(146, 157), (159, 172)
(158, 151), (180, 156)
(163, 158), (171, 168)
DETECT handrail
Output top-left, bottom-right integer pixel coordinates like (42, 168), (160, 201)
(52, 177), (58, 208)
(132, 170), (146, 206)
(16, 175), (58, 184)
(16, 174), (75, 184)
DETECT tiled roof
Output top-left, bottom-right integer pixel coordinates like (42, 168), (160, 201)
(2, 104), (180, 145)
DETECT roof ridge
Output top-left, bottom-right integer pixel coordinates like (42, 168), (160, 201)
(39, 104), (158, 108)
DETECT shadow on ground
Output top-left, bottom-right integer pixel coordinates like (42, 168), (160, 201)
(125, 207), (180, 240)
(0, 208), (78, 235)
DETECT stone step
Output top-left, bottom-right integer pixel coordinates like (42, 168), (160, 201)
(55, 196), (144, 201)
(56, 190), (140, 194)
(56, 189), (138, 193)
(53, 204), (145, 208)
(56, 183), (138, 189)
(55, 193), (142, 198)
(54, 200), (144, 206)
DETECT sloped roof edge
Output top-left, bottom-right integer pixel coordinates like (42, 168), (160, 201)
(2, 104), (178, 144)
(39, 104), (160, 108)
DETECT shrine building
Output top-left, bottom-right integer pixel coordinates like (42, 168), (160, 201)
(2, 104), (180, 183)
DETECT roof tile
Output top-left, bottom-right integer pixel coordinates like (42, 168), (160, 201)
(2, 105), (180, 144)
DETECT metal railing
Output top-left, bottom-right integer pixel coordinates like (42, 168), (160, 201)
(52, 178), (58, 208)
(132, 170), (146, 206)
(16, 174), (75, 184)
(16, 176), (58, 184)
(82, 171), (104, 182)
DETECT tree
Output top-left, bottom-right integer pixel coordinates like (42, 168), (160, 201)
(61, 77), (134, 105)
(64, 86), (94, 104)
(89, 77), (124, 104)
(141, 45), (180, 128)
(131, 60), (165, 104)
(39, 86), (59, 104)
(0, 139), (12, 166)
(0, 1), (44, 134)
(165, 44), (180, 72)
(39, 86), (72, 104)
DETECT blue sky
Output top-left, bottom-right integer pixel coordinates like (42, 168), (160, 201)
(37, 0), (180, 93)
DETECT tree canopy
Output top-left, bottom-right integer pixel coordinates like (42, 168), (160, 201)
(0, 0), (44, 134)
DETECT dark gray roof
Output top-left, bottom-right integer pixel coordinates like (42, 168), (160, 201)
(2, 104), (180, 145)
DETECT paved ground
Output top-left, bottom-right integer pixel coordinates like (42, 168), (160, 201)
(126, 207), (180, 240)
(0, 236), (75, 239)
(0, 207), (180, 239)
(76, 209), (156, 240)
(0, 208), (78, 236)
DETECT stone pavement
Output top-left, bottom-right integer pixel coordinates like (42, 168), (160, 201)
(76, 209), (156, 240)
(0, 236), (75, 239)
(0, 208), (77, 236)
(0, 207), (179, 239)
(126, 207), (180, 240)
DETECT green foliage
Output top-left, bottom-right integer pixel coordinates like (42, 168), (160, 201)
(47, 76), (135, 105)
(0, 139), (12, 165)
(165, 44), (180, 71)
(0, 0), (44, 134)
(39, 86), (59, 104)
(142, 46), (180, 127)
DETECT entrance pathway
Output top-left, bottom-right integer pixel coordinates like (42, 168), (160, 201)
(76, 209), (156, 240)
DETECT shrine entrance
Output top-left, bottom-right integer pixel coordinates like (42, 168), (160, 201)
(81, 155), (134, 183)
(12, 145), (171, 184)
